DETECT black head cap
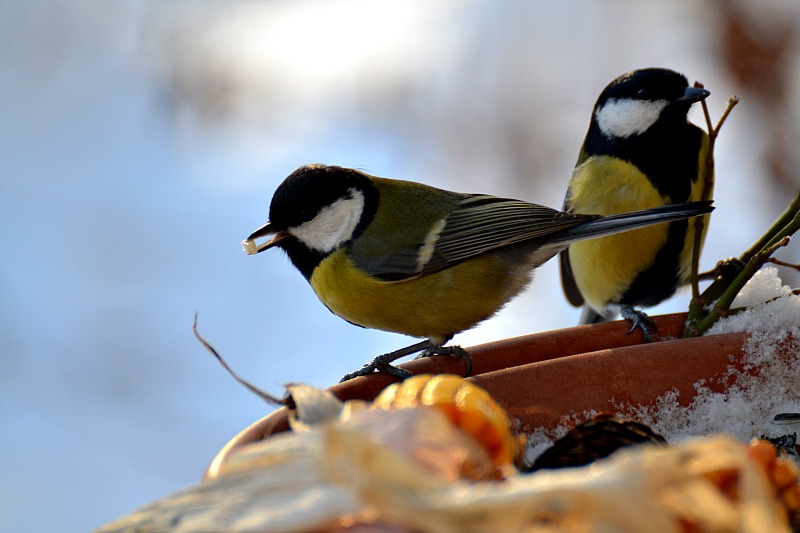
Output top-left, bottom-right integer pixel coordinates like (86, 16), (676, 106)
(264, 164), (379, 279)
(268, 164), (377, 231)
(599, 68), (688, 105)
(596, 68), (709, 111)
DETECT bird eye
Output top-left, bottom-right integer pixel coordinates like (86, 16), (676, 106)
(636, 88), (648, 99)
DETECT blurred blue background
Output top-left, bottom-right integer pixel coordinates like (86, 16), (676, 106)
(1, 1), (798, 531)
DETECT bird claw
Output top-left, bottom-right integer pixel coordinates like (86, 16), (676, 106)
(339, 361), (379, 382)
(377, 364), (413, 380)
(340, 341), (471, 382)
(340, 341), (432, 382)
(619, 305), (655, 342)
(415, 345), (472, 377)
(340, 355), (414, 382)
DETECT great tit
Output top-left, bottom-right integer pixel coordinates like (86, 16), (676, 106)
(244, 164), (712, 380)
(560, 68), (712, 340)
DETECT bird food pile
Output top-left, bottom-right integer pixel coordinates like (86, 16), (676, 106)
(96, 374), (799, 533)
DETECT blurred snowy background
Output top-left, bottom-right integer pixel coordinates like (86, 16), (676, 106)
(1, 1), (798, 531)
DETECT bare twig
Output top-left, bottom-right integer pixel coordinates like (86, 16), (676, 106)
(193, 313), (289, 407)
(767, 257), (800, 271)
(689, 86), (739, 301)
(740, 190), (800, 263)
(685, 89), (739, 332)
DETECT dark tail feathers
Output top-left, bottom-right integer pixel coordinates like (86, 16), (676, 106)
(549, 201), (713, 246)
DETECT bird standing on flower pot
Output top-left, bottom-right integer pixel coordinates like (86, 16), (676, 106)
(243, 164), (712, 380)
(561, 68), (712, 340)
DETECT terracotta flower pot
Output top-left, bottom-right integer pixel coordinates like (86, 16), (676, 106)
(205, 312), (761, 480)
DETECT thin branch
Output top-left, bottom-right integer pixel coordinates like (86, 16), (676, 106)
(193, 313), (289, 407)
(690, 91), (739, 299)
(767, 257), (800, 271)
(696, 81), (714, 135)
(739, 189), (800, 263)
(689, 211), (799, 337)
(686, 90), (738, 322)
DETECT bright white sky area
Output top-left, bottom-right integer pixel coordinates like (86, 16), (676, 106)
(1, 1), (799, 531)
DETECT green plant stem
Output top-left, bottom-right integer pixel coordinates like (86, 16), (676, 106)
(687, 205), (799, 337)
(739, 189), (800, 263)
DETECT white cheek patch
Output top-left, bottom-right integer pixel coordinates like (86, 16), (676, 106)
(595, 98), (669, 139)
(289, 189), (365, 253)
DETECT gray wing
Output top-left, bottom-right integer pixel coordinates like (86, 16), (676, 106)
(353, 194), (599, 282)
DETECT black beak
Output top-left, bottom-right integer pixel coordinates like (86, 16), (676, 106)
(241, 222), (289, 255)
(677, 86), (710, 104)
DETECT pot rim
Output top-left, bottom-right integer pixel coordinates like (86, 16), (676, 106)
(205, 312), (751, 480)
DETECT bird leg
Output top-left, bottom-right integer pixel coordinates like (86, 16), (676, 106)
(340, 339), (433, 382)
(340, 340), (473, 382)
(619, 304), (656, 342)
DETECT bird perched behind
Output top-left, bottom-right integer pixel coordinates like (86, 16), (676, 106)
(560, 68), (712, 339)
(244, 164), (712, 380)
